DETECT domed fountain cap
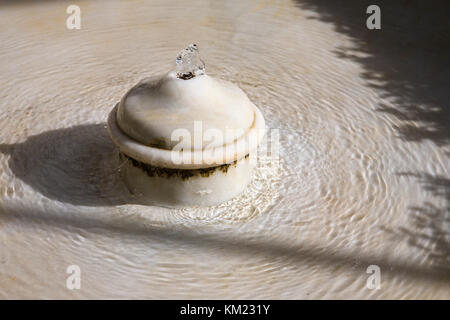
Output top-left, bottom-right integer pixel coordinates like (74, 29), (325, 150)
(116, 72), (255, 150)
(108, 45), (265, 169)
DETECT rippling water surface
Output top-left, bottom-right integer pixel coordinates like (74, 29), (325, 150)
(0, 0), (449, 299)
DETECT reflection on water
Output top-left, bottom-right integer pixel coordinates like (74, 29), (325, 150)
(0, 0), (448, 299)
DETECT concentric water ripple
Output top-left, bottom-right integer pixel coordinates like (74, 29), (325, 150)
(0, 0), (448, 299)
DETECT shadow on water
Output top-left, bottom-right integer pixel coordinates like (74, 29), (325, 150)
(0, 125), (448, 285)
(390, 172), (450, 273)
(293, 0), (450, 275)
(294, 0), (450, 147)
(0, 124), (132, 206)
(1, 198), (449, 285)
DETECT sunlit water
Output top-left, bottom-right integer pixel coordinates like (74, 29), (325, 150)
(0, 0), (449, 299)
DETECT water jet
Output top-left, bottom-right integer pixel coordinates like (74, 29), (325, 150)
(107, 44), (266, 206)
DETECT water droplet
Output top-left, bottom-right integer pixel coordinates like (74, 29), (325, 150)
(175, 44), (206, 80)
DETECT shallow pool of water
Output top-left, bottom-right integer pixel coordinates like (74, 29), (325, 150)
(0, 0), (449, 299)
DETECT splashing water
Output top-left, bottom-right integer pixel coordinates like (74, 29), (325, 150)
(176, 44), (206, 80)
